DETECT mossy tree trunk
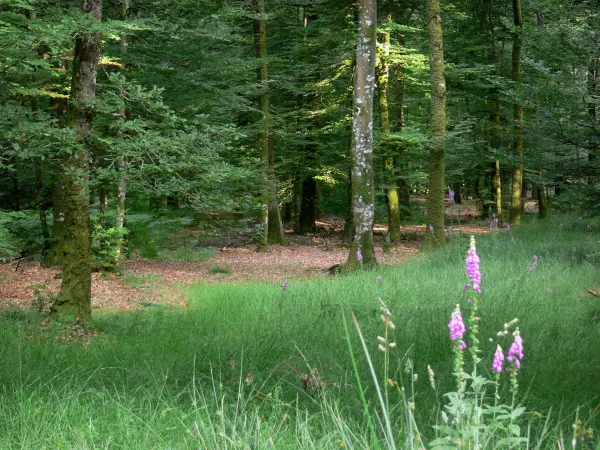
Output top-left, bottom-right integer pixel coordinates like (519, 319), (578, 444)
(376, 8), (401, 243)
(424, 0), (446, 248)
(487, 9), (503, 219)
(346, 0), (377, 269)
(393, 36), (411, 213)
(253, 0), (286, 250)
(51, 0), (102, 320)
(509, 0), (524, 224)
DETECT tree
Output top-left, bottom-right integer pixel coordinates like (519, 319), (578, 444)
(253, 0), (286, 250)
(424, 0), (446, 247)
(509, 0), (524, 224)
(347, 0), (377, 269)
(376, 3), (402, 243)
(50, 0), (103, 320)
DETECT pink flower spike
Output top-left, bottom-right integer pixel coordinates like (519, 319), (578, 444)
(492, 345), (504, 373)
(357, 249), (363, 261)
(429, 224), (434, 232)
(448, 305), (466, 342)
(507, 331), (524, 368)
(458, 340), (467, 351)
(376, 275), (382, 281)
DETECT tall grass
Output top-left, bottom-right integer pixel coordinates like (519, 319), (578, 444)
(0, 214), (598, 448)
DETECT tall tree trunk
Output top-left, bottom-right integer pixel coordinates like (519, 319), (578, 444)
(424, 0), (446, 247)
(51, 0), (102, 320)
(393, 36), (410, 213)
(115, 0), (129, 256)
(488, 10), (503, 218)
(509, 0), (524, 224)
(377, 9), (401, 243)
(253, 0), (286, 250)
(588, 55), (599, 182)
(298, 177), (317, 232)
(347, 0), (377, 269)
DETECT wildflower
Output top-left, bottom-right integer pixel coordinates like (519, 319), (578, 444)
(464, 284), (470, 290)
(377, 275), (382, 281)
(449, 190), (455, 203)
(448, 305), (466, 341)
(507, 224), (511, 230)
(282, 281), (289, 291)
(357, 249), (363, 261)
(529, 264), (536, 271)
(378, 344), (387, 353)
(458, 340), (467, 351)
(546, 287), (551, 293)
(492, 345), (504, 373)
(466, 236), (482, 292)
(507, 330), (524, 368)
(511, 236), (516, 244)
(429, 224), (434, 232)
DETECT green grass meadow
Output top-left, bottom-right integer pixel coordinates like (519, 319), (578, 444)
(0, 215), (599, 448)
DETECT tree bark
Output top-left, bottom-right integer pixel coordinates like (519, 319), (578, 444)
(298, 177), (317, 233)
(377, 10), (401, 243)
(51, 0), (102, 320)
(346, 0), (377, 269)
(509, 0), (524, 224)
(424, 0), (446, 247)
(253, 0), (286, 250)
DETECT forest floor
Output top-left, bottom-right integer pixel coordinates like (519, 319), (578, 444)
(0, 201), (504, 312)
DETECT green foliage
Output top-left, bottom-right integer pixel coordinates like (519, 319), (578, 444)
(91, 225), (127, 271)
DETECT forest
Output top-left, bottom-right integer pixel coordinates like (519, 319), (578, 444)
(0, 0), (599, 447)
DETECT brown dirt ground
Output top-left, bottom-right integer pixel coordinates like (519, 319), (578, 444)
(0, 208), (500, 312)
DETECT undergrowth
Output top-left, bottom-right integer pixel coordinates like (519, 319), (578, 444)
(0, 214), (598, 448)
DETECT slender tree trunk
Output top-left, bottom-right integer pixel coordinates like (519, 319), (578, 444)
(346, 0), (377, 269)
(51, 0), (102, 320)
(42, 178), (65, 267)
(424, 0), (446, 247)
(393, 36), (410, 213)
(115, 0), (129, 256)
(253, 0), (286, 250)
(34, 159), (50, 253)
(509, 0), (524, 224)
(298, 177), (317, 232)
(377, 10), (401, 243)
(488, 11), (503, 218)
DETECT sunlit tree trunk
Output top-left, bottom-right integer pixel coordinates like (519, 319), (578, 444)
(424, 0), (446, 247)
(509, 0), (524, 224)
(487, 10), (502, 218)
(347, 0), (377, 269)
(253, 0), (286, 250)
(51, 0), (102, 320)
(376, 8), (401, 243)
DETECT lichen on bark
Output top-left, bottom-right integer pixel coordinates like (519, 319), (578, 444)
(347, 0), (377, 269)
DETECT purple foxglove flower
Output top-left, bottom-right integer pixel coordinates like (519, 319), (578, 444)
(507, 331), (524, 368)
(492, 345), (504, 373)
(529, 264), (536, 271)
(464, 284), (470, 290)
(357, 249), (363, 261)
(546, 287), (551, 293)
(448, 305), (466, 341)
(466, 236), (482, 292)
(458, 340), (467, 351)
(376, 275), (382, 281)
(449, 190), (455, 203)
(533, 255), (538, 263)
(429, 224), (434, 232)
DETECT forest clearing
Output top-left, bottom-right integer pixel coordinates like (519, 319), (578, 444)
(1, 0), (600, 447)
